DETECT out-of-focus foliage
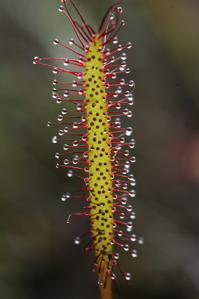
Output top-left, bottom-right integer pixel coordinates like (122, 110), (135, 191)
(0, 0), (199, 298)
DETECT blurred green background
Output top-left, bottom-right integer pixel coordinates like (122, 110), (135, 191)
(1, 0), (199, 298)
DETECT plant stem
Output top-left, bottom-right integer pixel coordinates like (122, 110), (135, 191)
(99, 261), (112, 299)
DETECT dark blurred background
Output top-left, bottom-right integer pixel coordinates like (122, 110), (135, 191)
(0, 0), (199, 298)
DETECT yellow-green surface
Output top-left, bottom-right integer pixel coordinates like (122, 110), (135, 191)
(84, 35), (113, 258)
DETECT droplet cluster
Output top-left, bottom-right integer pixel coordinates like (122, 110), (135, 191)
(33, 0), (143, 284)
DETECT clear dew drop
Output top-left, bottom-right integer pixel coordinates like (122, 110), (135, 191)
(81, 116), (86, 123)
(52, 93), (58, 99)
(123, 108), (129, 115)
(127, 222), (133, 232)
(110, 56), (115, 63)
(120, 78), (125, 85)
(69, 38), (74, 45)
(64, 159), (69, 165)
(98, 280), (104, 286)
(120, 137), (125, 144)
(84, 167), (89, 173)
(121, 196), (128, 205)
(111, 73), (117, 79)
(130, 211), (136, 220)
(124, 161), (130, 169)
(64, 59), (69, 66)
(124, 90), (130, 97)
(113, 36), (119, 44)
(131, 249), (138, 258)
(119, 212), (125, 220)
(115, 118), (121, 127)
(125, 272), (132, 281)
(116, 144), (122, 151)
(127, 42), (132, 49)
(67, 170), (74, 178)
(72, 80), (77, 87)
(61, 192), (70, 202)
(128, 97), (134, 106)
(120, 66), (125, 71)
(55, 153), (60, 159)
(117, 230), (123, 237)
(53, 79), (58, 86)
(115, 179), (121, 188)
(130, 179), (136, 187)
(47, 121), (52, 127)
(56, 98), (62, 104)
(111, 273), (116, 280)
(126, 127), (133, 136)
(52, 136), (58, 144)
(33, 56), (39, 64)
(58, 5), (64, 12)
(110, 240), (115, 246)
(61, 195), (66, 202)
(74, 154), (80, 160)
(73, 140), (79, 147)
(127, 205), (133, 212)
(129, 140), (136, 149)
(123, 244), (130, 252)
(73, 122), (78, 129)
(121, 53), (127, 61)
(73, 155), (79, 165)
(118, 44), (123, 52)
(138, 237), (144, 245)
(122, 169), (128, 175)
(124, 150), (129, 157)
(83, 152), (88, 158)
(130, 156), (136, 163)
(78, 90), (84, 96)
(117, 6), (123, 13)
(77, 74), (83, 80)
(113, 223), (117, 229)
(58, 129), (64, 137)
(64, 126), (68, 133)
(61, 108), (68, 115)
(116, 87), (122, 94)
(63, 144), (69, 151)
(81, 135), (87, 142)
(74, 236), (81, 245)
(128, 92), (133, 98)
(64, 90), (69, 98)
(122, 183), (128, 190)
(121, 20), (125, 26)
(129, 174), (135, 181)
(53, 38), (59, 45)
(130, 234), (137, 242)
(52, 68), (58, 74)
(113, 252), (120, 260)
(129, 190), (136, 198)
(129, 80), (135, 87)
(125, 68), (131, 74)
(57, 115), (63, 122)
(110, 13), (115, 20)
(127, 111), (133, 118)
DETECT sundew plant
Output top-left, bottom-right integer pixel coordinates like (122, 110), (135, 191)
(34, 1), (142, 298)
